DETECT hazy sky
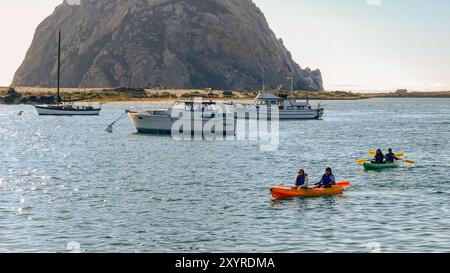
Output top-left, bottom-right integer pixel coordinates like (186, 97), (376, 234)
(1, 0), (449, 91)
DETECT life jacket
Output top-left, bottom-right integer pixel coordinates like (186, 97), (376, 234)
(375, 154), (385, 164)
(385, 152), (396, 163)
(322, 174), (332, 186)
(296, 176), (306, 186)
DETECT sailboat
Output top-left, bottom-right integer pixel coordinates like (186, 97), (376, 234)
(34, 31), (101, 116)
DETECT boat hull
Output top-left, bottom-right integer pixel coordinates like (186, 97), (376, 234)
(363, 162), (400, 170)
(128, 112), (236, 135)
(235, 108), (323, 120)
(270, 185), (345, 199)
(35, 106), (101, 116)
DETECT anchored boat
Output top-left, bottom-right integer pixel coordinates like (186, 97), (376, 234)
(35, 104), (101, 116)
(127, 100), (236, 135)
(34, 31), (101, 116)
(234, 91), (324, 120)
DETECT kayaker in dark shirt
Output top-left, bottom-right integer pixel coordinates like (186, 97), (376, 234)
(294, 169), (309, 189)
(316, 167), (336, 188)
(372, 149), (385, 164)
(385, 148), (399, 163)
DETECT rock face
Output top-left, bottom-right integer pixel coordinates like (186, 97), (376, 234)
(13, 0), (323, 91)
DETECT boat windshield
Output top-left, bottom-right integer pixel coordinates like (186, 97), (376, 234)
(256, 99), (283, 106)
(170, 101), (218, 112)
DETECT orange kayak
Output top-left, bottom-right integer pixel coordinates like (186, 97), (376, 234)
(270, 185), (345, 199)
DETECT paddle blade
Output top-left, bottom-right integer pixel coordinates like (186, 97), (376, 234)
(356, 159), (367, 165)
(395, 152), (405, 158)
(404, 159), (415, 164)
(368, 151), (376, 156)
(337, 181), (351, 187)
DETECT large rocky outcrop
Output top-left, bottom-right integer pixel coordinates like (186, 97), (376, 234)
(13, 0), (323, 91)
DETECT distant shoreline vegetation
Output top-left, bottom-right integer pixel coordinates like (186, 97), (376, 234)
(1, 86), (450, 105)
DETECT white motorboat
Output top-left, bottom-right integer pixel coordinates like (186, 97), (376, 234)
(127, 100), (236, 135)
(234, 91), (324, 120)
(34, 31), (101, 116)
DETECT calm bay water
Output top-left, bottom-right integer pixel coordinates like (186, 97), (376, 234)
(1, 98), (450, 253)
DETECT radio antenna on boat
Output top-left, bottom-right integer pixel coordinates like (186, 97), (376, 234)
(290, 71), (294, 97)
(261, 67), (267, 91)
(287, 71), (295, 98)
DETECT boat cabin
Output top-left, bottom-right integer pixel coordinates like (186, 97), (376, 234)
(254, 92), (312, 110)
(169, 101), (218, 112)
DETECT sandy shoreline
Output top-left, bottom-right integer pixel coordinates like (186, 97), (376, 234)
(1, 86), (368, 103)
(2, 86), (450, 104)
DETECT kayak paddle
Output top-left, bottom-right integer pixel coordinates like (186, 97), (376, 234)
(356, 159), (368, 165)
(403, 159), (415, 164)
(337, 181), (351, 187)
(276, 181), (351, 189)
(368, 150), (405, 158)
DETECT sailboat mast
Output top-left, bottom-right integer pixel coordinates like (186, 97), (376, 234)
(57, 31), (61, 104)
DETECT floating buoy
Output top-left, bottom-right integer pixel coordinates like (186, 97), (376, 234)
(17, 111), (24, 116)
(105, 111), (127, 133)
(105, 125), (113, 133)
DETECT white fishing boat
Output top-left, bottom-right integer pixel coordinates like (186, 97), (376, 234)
(127, 101), (236, 135)
(234, 91), (325, 120)
(34, 31), (101, 116)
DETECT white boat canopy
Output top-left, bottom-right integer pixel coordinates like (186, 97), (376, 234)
(255, 92), (284, 101)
